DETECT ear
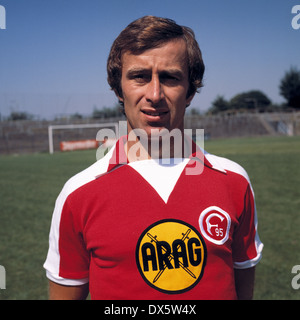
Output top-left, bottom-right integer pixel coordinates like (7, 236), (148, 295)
(118, 97), (124, 106)
(115, 89), (124, 103)
(185, 92), (196, 108)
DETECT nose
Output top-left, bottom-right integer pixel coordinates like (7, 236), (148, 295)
(145, 75), (164, 105)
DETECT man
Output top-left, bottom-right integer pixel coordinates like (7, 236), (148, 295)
(44, 16), (263, 300)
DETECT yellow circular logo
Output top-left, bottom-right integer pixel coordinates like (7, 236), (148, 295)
(136, 219), (206, 294)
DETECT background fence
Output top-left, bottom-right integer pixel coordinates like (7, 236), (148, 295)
(0, 111), (299, 155)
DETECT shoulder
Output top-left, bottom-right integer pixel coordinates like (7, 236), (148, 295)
(204, 151), (251, 184)
(59, 144), (116, 201)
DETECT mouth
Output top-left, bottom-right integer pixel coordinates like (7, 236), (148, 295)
(141, 110), (169, 117)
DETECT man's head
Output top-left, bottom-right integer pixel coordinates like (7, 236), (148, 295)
(107, 15), (205, 102)
(107, 16), (205, 138)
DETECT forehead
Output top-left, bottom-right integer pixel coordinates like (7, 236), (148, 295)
(121, 39), (188, 72)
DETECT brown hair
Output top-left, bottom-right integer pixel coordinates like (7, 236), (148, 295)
(107, 16), (205, 100)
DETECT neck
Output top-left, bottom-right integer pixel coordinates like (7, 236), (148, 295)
(125, 128), (186, 162)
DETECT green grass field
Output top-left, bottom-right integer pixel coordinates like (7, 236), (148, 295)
(0, 135), (300, 300)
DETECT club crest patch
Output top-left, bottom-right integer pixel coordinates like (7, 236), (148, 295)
(136, 219), (206, 294)
(199, 206), (231, 245)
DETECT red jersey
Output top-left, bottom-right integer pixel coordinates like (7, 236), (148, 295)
(44, 136), (263, 299)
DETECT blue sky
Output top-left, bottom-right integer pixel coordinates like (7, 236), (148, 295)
(0, 0), (299, 119)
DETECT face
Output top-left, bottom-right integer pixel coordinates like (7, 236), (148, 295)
(118, 39), (195, 137)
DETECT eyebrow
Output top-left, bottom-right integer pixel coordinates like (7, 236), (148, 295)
(125, 68), (184, 79)
(125, 68), (151, 78)
(160, 69), (184, 79)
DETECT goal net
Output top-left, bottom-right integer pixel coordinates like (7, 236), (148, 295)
(48, 122), (119, 154)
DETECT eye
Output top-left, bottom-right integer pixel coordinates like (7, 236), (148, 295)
(127, 71), (151, 84)
(160, 73), (181, 85)
(135, 74), (148, 81)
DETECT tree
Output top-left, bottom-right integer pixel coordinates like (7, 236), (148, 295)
(279, 67), (300, 108)
(229, 90), (271, 111)
(92, 104), (123, 119)
(188, 108), (200, 115)
(209, 95), (230, 114)
(8, 111), (33, 121)
(70, 113), (83, 120)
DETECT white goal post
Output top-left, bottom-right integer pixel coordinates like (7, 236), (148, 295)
(48, 122), (119, 154)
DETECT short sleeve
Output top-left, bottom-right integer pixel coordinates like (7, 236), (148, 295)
(43, 189), (89, 285)
(232, 184), (263, 269)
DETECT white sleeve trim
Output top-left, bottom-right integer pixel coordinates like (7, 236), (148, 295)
(43, 144), (116, 285)
(205, 152), (264, 270)
(233, 241), (264, 269)
(46, 270), (89, 286)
